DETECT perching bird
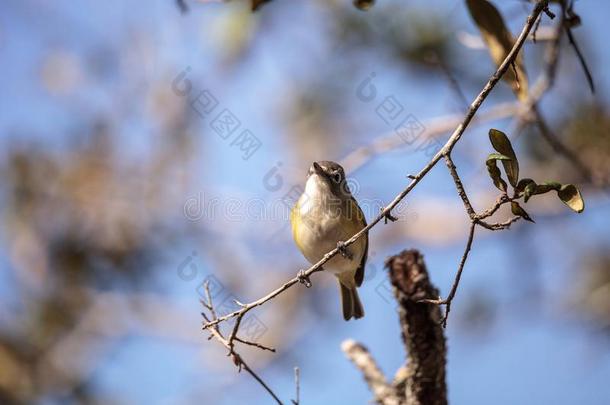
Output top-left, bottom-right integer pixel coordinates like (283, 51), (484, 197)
(290, 161), (368, 320)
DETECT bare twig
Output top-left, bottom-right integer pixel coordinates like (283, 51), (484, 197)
(203, 272), (319, 330)
(234, 337), (276, 353)
(201, 282), (283, 404)
(420, 222), (476, 328)
(478, 215), (522, 230)
(564, 9), (595, 93)
(444, 154), (476, 219)
(202, 312), (283, 404)
(227, 312), (244, 353)
(475, 193), (511, 220)
(202, 282), (219, 332)
(342, 340), (401, 405)
(291, 367), (300, 405)
(532, 13), (544, 43)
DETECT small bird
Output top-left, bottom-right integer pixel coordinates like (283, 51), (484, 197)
(290, 161), (368, 320)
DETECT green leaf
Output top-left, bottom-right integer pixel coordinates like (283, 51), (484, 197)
(511, 201), (535, 223)
(535, 182), (561, 195)
(557, 184), (585, 213)
(516, 178), (535, 191)
(515, 178), (535, 200)
(486, 158), (507, 192)
(513, 179), (584, 213)
(489, 129), (519, 187)
(524, 182), (538, 203)
(487, 152), (511, 161)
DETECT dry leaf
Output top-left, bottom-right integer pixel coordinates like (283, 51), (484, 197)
(466, 0), (529, 101)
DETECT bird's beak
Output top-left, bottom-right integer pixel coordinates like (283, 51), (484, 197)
(312, 161), (323, 175)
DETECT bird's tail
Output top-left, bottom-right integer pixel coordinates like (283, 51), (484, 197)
(339, 281), (364, 321)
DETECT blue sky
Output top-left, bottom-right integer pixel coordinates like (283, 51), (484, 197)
(2, 0), (610, 404)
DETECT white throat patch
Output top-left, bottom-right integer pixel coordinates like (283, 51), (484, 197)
(300, 174), (331, 214)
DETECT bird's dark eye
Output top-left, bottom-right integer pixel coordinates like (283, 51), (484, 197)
(333, 172), (342, 183)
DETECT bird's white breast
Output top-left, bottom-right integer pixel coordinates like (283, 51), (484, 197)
(294, 175), (363, 274)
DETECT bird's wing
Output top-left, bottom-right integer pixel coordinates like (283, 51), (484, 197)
(350, 197), (368, 287)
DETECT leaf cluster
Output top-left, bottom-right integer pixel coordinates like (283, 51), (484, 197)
(486, 128), (585, 221)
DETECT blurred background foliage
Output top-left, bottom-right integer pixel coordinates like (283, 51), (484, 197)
(1, 0), (609, 404)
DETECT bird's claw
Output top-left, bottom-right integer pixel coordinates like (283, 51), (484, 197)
(297, 269), (312, 288)
(337, 241), (353, 260)
(381, 207), (398, 224)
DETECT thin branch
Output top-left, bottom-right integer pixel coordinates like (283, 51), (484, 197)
(443, 154), (476, 219)
(475, 193), (511, 220)
(234, 337), (276, 353)
(291, 367), (300, 405)
(532, 13), (544, 43)
(202, 312), (283, 405)
(342, 340), (401, 405)
(203, 273), (316, 330)
(420, 222), (476, 328)
(201, 282), (283, 404)
(202, 282), (219, 332)
(227, 312), (244, 353)
(478, 215), (522, 230)
(564, 19), (595, 93)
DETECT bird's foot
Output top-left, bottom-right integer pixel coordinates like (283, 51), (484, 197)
(381, 207), (398, 224)
(297, 269), (312, 288)
(336, 241), (353, 260)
